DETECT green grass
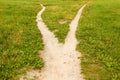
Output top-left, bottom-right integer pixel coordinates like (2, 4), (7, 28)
(40, 0), (87, 42)
(1, 0), (120, 80)
(0, 0), (44, 79)
(0, 0), (86, 79)
(76, 0), (120, 79)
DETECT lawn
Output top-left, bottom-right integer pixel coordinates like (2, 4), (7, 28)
(40, 0), (87, 42)
(0, 0), (86, 79)
(0, 0), (120, 80)
(76, 0), (120, 79)
(0, 0), (44, 79)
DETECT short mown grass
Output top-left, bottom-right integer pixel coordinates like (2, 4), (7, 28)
(1, 0), (120, 80)
(76, 0), (120, 80)
(0, 0), (86, 79)
(0, 0), (44, 79)
(40, 0), (87, 42)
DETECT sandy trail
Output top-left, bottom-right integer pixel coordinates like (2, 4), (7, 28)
(20, 4), (86, 80)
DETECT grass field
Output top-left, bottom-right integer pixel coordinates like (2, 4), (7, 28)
(40, 0), (87, 42)
(76, 0), (120, 79)
(0, 0), (86, 79)
(0, 0), (44, 79)
(0, 0), (120, 80)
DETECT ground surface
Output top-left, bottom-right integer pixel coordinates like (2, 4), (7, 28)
(77, 0), (120, 79)
(0, 0), (120, 80)
(20, 4), (86, 80)
(0, 0), (44, 79)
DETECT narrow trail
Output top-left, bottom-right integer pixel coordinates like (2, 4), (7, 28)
(20, 4), (86, 80)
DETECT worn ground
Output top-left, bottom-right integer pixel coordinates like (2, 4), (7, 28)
(20, 4), (86, 80)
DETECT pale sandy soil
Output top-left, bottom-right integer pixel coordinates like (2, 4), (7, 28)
(20, 4), (86, 80)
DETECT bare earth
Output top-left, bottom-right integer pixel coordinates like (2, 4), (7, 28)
(20, 4), (86, 80)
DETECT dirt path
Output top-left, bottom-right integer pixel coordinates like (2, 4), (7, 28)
(20, 4), (86, 80)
